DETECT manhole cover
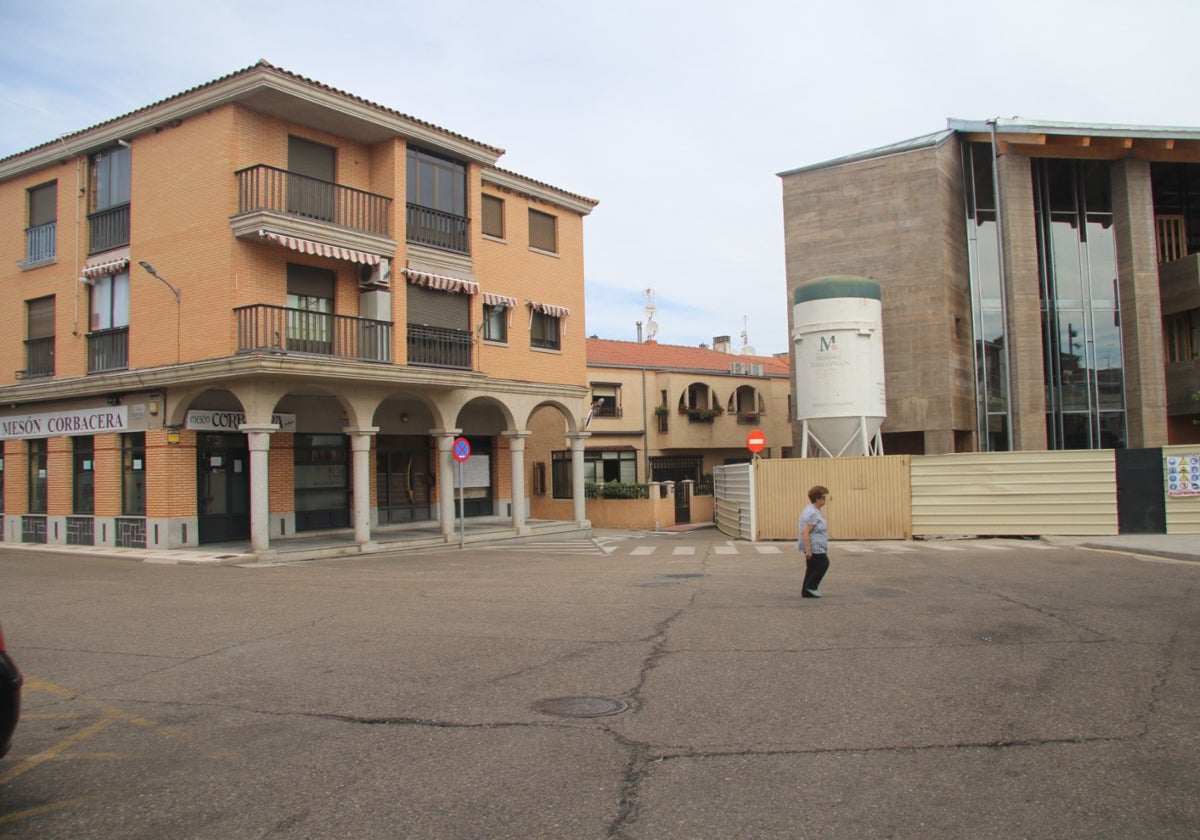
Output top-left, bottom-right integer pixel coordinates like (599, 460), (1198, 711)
(532, 696), (629, 718)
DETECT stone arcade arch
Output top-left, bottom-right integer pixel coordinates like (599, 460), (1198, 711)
(161, 378), (591, 553)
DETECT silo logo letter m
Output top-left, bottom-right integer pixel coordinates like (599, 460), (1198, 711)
(820, 335), (838, 352)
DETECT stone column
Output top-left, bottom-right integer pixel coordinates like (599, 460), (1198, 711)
(239, 423), (277, 554)
(502, 431), (532, 534)
(1111, 159), (1168, 448)
(344, 426), (378, 547)
(433, 429), (462, 540)
(566, 431), (591, 525)
(996, 150), (1048, 450)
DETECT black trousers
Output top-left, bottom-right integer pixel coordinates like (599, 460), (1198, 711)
(803, 552), (830, 593)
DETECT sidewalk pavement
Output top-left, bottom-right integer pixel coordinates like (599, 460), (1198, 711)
(2, 518), (1196, 566)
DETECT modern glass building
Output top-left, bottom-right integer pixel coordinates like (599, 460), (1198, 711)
(780, 119), (1200, 454)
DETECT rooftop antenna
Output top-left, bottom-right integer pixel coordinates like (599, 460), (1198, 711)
(740, 315), (756, 356)
(643, 288), (659, 341)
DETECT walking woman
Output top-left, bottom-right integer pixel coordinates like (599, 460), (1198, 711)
(798, 485), (831, 598)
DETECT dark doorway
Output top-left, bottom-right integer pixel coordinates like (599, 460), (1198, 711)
(197, 434), (250, 543)
(650, 455), (702, 526)
(674, 480), (692, 525)
(1116, 448), (1166, 534)
(377, 435), (432, 524)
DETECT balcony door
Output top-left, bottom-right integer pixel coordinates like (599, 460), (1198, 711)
(287, 264), (334, 355)
(287, 136), (336, 222)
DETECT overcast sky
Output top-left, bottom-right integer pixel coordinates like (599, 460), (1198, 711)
(4, 0), (1200, 357)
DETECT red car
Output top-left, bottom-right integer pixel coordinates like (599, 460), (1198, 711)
(0, 620), (20, 758)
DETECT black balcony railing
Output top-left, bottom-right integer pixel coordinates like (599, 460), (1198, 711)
(236, 304), (392, 363)
(406, 203), (469, 254)
(88, 203), (130, 254)
(24, 221), (56, 265)
(236, 165), (392, 236)
(21, 336), (55, 378)
(87, 327), (129, 373)
(407, 324), (472, 370)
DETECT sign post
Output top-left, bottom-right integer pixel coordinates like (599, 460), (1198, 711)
(746, 429), (766, 458)
(452, 437), (471, 548)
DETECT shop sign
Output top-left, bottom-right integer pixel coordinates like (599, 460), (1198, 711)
(186, 410), (297, 432)
(0, 406), (129, 440)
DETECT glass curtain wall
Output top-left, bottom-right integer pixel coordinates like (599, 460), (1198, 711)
(961, 143), (1010, 451)
(1032, 159), (1126, 449)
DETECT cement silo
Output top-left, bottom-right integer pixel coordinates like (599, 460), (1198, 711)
(792, 276), (886, 457)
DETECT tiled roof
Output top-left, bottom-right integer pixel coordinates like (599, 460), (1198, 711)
(1, 59), (504, 165)
(587, 338), (790, 375)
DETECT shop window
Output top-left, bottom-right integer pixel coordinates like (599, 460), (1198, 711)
(28, 439), (47, 514)
(122, 433), (146, 515)
(294, 434), (350, 531)
(74, 436), (95, 515)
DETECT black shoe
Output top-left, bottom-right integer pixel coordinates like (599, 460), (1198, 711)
(803, 589), (821, 598)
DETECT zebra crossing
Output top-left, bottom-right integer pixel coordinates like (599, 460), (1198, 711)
(473, 536), (1061, 557)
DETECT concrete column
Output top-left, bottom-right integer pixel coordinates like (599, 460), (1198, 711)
(502, 430), (532, 534)
(566, 432), (591, 525)
(433, 429), (461, 540)
(1111, 159), (1168, 448)
(995, 150), (1048, 450)
(239, 424), (276, 554)
(344, 426), (378, 547)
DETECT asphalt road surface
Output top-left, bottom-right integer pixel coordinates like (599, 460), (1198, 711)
(1, 531), (1198, 838)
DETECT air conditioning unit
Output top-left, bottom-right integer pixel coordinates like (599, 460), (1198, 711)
(358, 259), (391, 289)
(748, 363), (764, 376)
(729, 361), (746, 375)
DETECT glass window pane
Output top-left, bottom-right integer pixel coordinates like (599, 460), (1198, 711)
(1058, 311), (1089, 411)
(1051, 217), (1084, 306)
(1092, 312), (1124, 410)
(1086, 217), (1117, 307)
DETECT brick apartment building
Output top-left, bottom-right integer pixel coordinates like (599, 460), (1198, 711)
(779, 118), (1200, 455)
(0, 61), (597, 553)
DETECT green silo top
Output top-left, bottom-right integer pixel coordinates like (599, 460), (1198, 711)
(793, 276), (881, 304)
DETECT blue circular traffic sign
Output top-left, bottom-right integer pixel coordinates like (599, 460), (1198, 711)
(452, 437), (471, 462)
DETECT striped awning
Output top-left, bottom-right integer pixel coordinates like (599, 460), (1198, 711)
(529, 300), (571, 319)
(402, 268), (479, 295)
(258, 230), (382, 267)
(81, 256), (129, 279)
(482, 292), (518, 308)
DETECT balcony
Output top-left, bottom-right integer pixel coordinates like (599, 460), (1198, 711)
(407, 324), (472, 370)
(20, 337), (55, 379)
(87, 327), (129, 373)
(20, 221), (56, 268)
(407, 204), (469, 254)
(236, 165), (391, 235)
(236, 305), (392, 363)
(88, 203), (130, 254)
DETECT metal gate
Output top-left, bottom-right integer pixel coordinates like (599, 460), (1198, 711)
(1116, 448), (1166, 534)
(675, 480), (691, 524)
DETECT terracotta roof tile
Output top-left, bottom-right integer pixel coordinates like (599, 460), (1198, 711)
(587, 338), (790, 375)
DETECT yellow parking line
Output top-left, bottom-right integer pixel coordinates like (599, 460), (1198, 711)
(0, 795), (105, 826)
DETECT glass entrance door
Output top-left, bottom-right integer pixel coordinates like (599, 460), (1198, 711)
(197, 434), (250, 543)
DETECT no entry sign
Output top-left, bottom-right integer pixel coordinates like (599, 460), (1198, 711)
(746, 430), (766, 454)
